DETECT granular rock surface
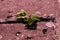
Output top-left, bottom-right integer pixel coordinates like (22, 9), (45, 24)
(0, 0), (60, 40)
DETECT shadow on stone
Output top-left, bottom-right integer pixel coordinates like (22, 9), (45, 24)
(17, 18), (27, 24)
(0, 16), (55, 24)
(25, 37), (33, 40)
(40, 17), (55, 22)
(25, 22), (37, 30)
(42, 29), (48, 34)
(8, 10), (13, 13)
(0, 18), (27, 24)
(1, 0), (4, 1)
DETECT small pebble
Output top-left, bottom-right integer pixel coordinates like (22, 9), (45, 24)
(49, 14), (54, 16)
(20, 9), (25, 11)
(48, 14), (55, 18)
(21, 34), (24, 38)
(43, 14), (47, 18)
(35, 11), (41, 17)
(46, 22), (55, 28)
(16, 32), (21, 36)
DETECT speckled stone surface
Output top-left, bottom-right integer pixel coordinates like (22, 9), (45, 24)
(0, 0), (59, 40)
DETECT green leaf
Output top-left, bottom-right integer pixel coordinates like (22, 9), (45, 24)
(26, 14), (41, 26)
(17, 11), (27, 18)
(31, 14), (40, 21)
(27, 18), (35, 26)
(19, 12), (26, 16)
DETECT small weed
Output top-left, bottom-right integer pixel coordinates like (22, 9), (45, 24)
(17, 10), (27, 18)
(17, 11), (41, 26)
(26, 14), (40, 26)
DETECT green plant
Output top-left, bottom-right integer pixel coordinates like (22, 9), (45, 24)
(17, 11), (27, 18)
(26, 14), (40, 26)
(26, 17), (35, 26)
(17, 11), (40, 26)
(31, 14), (40, 21)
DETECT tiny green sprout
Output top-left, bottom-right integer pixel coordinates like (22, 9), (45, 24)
(27, 17), (35, 26)
(31, 14), (40, 21)
(26, 14), (40, 26)
(17, 11), (40, 26)
(17, 10), (27, 18)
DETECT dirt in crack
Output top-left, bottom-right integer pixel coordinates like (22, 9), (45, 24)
(42, 29), (48, 34)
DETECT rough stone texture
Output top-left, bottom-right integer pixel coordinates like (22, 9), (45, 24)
(0, 0), (59, 40)
(55, 0), (60, 40)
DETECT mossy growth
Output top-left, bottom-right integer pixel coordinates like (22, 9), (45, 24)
(26, 14), (40, 26)
(31, 14), (40, 21)
(17, 10), (40, 26)
(17, 10), (27, 18)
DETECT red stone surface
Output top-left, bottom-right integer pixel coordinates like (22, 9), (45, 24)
(0, 0), (59, 40)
